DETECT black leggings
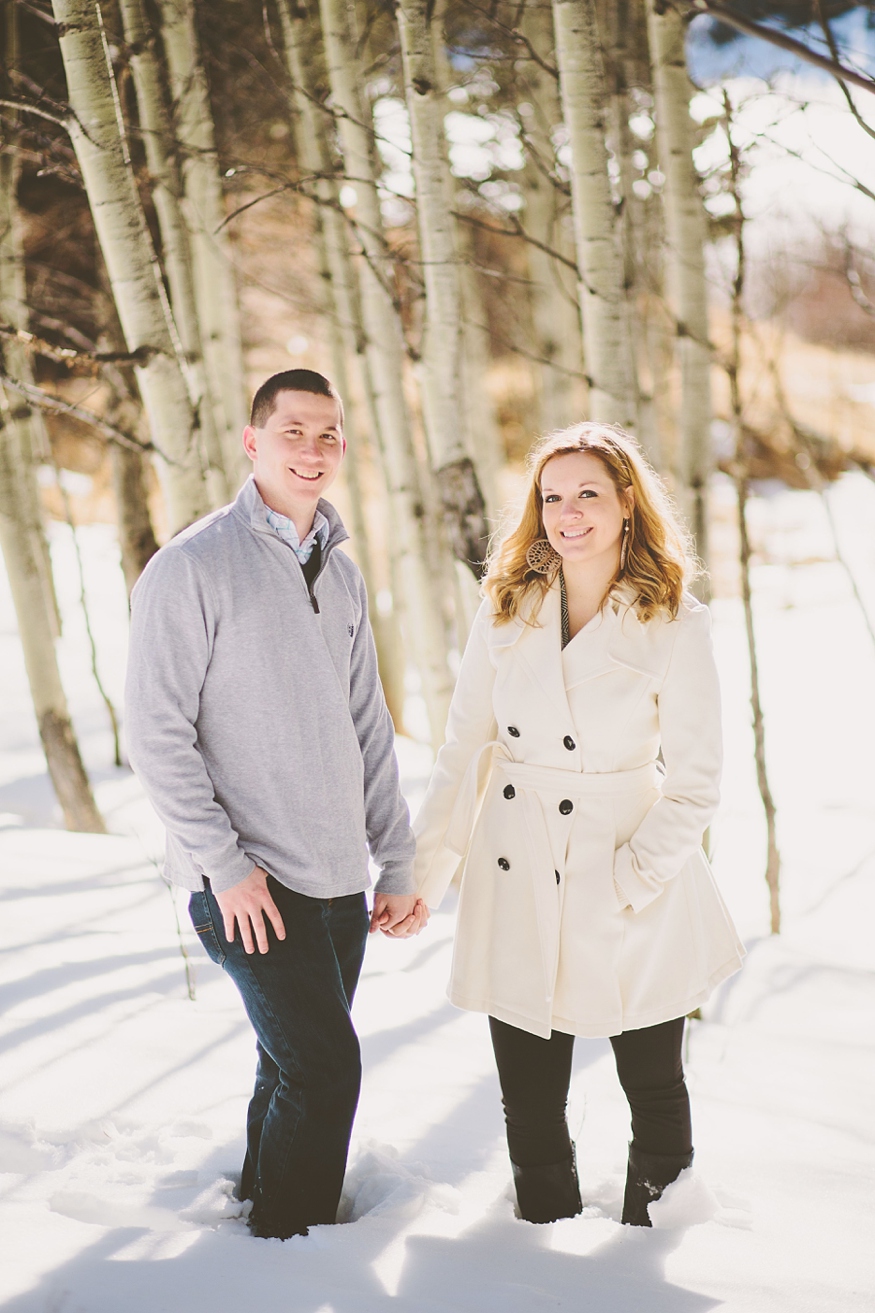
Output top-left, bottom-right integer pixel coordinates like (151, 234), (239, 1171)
(489, 1015), (692, 1167)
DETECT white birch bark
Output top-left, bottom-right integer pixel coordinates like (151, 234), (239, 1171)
(0, 386), (105, 832)
(0, 5), (61, 635)
(276, 0), (407, 729)
(119, 0), (230, 507)
(94, 282), (161, 595)
(518, 1), (585, 434)
(647, 0), (711, 572)
(318, 0), (453, 746)
(429, 0), (504, 519)
(397, 0), (490, 576)
(552, 0), (638, 426)
(51, 0), (208, 533)
(158, 0), (249, 487)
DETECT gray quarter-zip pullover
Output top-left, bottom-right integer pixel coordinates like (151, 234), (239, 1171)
(124, 476), (414, 897)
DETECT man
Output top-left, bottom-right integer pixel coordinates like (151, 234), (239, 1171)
(125, 369), (426, 1239)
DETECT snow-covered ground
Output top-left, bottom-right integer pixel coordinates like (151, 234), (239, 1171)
(1, 476), (874, 1311)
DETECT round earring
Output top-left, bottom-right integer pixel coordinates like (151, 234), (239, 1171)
(525, 538), (562, 577)
(619, 519), (631, 572)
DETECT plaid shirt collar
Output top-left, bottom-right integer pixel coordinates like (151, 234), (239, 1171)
(265, 506), (330, 565)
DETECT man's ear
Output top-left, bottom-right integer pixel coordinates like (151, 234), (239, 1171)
(242, 425), (257, 461)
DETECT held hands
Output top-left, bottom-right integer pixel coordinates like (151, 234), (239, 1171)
(369, 893), (430, 938)
(213, 868), (429, 953)
(214, 865), (285, 955)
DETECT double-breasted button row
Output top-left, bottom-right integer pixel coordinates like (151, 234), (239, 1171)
(497, 857), (510, 871)
(507, 726), (520, 738)
(563, 735), (576, 751)
(503, 784), (516, 800)
(559, 798), (574, 815)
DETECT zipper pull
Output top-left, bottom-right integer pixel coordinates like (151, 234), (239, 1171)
(310, 592), (320, 614)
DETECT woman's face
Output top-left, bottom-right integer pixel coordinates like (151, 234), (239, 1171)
(540, 451), (631, 570)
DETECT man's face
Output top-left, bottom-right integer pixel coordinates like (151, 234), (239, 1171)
(242, 389), (344, 525)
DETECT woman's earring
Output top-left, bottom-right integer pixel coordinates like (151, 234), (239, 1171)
(619, 519), (630, 572)
(525, 538), (562, 577)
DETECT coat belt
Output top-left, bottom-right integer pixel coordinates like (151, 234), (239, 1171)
(445, 742), (661, 857)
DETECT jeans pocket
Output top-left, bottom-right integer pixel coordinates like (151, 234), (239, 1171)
(188, 892), (226, 966)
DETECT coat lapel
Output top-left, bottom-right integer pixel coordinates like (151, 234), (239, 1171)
(512, 583), (576, 725)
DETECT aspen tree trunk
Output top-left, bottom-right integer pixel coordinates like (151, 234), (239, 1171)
(94, 280), (160, 594)
(318, 0), (454, 746)
(518, 0), (585, 435)
(51, 0), (208, 533)
(0, 4), (61, 636)
(119, 0), (230, 508)
(647, 0), (712, 579)
(112, 441), (160, 595)
(397, 0), (490, 578)
(276, 0), (407, 729)
(724, 95), (781, 934)
(157, 0), (249, 487)
(0, 388), (105, 832)
(430, 0), (505, 520)
(458, 262), (503, 515)
(602, 0), (663, 463)
(552, 0), (638, 426)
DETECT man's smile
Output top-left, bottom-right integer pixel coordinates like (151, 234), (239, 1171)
(289, 467), (323, 482)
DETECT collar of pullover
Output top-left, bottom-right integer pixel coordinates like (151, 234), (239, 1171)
(232, 475), (350, 555)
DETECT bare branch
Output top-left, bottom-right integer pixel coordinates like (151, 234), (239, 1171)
(453, 209), (580, 274)
(10, 1), (58, 28)
(688, 1), (875, 97)
(0, 372), (156, 455)
(0, 97), (70, 129)
(459, 0), (560, 81)
(0, 323), (157, 370)
(813, 0), (875, 141)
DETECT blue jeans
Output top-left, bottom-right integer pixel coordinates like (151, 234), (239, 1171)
(189, 877), (369, 1238)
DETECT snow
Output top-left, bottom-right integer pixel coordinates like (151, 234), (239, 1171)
(1, 476), (874, 1310)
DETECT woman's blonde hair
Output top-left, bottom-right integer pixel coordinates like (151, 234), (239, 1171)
(483, 422), (697, 625)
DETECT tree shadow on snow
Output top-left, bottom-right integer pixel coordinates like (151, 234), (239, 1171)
(2, 1190), (720, 1313)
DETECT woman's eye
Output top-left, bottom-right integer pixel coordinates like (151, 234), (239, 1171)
(544, 494), (559, 503)
(580, 489), (596, 498)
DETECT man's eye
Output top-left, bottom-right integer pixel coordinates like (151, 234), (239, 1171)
(320, 434), (337, 443)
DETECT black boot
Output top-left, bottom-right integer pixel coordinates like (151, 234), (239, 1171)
(511, 1147), (583, 1224)
(621, 1144), (694, 1227)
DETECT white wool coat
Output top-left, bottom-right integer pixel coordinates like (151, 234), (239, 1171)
(413, 582), (745, 1039)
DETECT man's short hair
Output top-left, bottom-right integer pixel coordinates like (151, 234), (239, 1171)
(249, 369), (344, 430)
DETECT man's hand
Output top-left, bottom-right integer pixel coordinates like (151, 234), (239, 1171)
(214, 865), (285, 954)
(369, 893), (429, 938)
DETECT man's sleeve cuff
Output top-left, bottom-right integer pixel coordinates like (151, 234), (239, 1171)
(373, 861), (416, 897)
(203, 848), (257, 894)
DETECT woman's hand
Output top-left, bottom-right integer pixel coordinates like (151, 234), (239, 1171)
(369, 894), (430, 937)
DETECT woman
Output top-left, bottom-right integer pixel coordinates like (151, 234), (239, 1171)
(413, 423), (744, 1227)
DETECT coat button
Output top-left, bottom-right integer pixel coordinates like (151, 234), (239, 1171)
(563, 735), (576, 751)
(555, 870), (561, 885)
(503, 784), (516, 800)
(559, 799), (574, 815)
(507, 726), (520, 737)
(497, 857), (510, 871)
